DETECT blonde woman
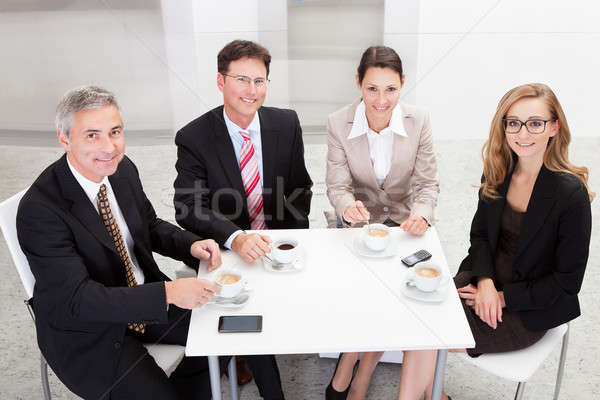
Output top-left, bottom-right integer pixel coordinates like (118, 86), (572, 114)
(398, 83), (592, 400)
(325, 46), (439, 400)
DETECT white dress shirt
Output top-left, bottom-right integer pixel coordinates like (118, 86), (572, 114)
(347, 101), (407, 187)
(222, 109), (263, 249)
(67, 156), (145, 284)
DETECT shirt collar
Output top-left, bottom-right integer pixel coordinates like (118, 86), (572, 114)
(66, 155), (110, 205)
(348, 101), (407, 139)
(223, 108), (261, 137)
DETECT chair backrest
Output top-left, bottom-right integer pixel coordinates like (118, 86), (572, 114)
(0, 188), (35, 299)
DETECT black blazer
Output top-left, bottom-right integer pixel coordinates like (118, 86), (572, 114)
(173, 106), (313, 245)
(17, 155), (200, 400)
(458, 166), (592, 331)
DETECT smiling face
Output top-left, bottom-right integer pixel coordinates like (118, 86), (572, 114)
(357, 66), (404, 130)
(58, 105), (125, 183)
(504, 97), (558, 162)
(217, 56), (267, 128)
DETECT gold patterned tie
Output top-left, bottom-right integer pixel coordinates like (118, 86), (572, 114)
(97, 184), (145, 334)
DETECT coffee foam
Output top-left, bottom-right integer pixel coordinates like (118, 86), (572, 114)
(217, 273), (241, 285)
(416, 267), (440, 278)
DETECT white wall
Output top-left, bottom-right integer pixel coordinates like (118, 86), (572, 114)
(2, 0), (599, 140)
(0, 3), (173, 132)
(414, 0), (600, 139)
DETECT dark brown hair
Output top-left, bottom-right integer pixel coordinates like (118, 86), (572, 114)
(357, 46), (403, 84)
(217, 40), (272, 77)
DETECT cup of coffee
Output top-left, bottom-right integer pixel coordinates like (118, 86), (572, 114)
(363, 223), (390, 252)
(409, 263), (448, 292)
(215, 270), (245, 298)
(270, 239), (299, 265)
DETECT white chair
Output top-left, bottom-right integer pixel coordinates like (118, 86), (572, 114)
(456, 323), (569, 400)
(0, 189), (237, 399)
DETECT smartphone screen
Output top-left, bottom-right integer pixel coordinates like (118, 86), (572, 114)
(218, 315), (263, 333)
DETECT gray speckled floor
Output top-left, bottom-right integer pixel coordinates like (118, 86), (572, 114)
(1, 138), (599, 399)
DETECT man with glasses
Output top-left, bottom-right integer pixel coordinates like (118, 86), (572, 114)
(173, 40), (312, 398)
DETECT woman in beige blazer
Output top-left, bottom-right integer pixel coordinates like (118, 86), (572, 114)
(325, 47), (439, 400)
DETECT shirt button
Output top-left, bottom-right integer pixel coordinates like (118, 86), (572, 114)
(383, 207), (389, 212)
(114, 342), (121, 349)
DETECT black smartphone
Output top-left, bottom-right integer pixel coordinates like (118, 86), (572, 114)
(218, 315), (263, 333)
(401, 249), (432, 267)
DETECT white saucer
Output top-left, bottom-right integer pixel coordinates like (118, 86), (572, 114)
(351, 231), (397, 258)
(208, 289), (251, 309)
(262, 246), (305, 273)
(400, 271), (450, 303)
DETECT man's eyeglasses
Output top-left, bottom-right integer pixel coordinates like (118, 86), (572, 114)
(222, 73), (269, 88)
(502, 118), (555, 134)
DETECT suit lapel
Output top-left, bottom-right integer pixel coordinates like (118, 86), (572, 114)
(211, 108), (246, 197)
(55, 155), (119, 255)
(487, 171), (511, 255)
(109, 169), (144, 246)
(258, 109), (278, 218)
(516, 166), (557, 257)
(345, 101), (379, 189)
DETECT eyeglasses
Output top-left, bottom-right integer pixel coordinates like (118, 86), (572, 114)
(502, 118), (555, 134)
(222, 73), (269, 88)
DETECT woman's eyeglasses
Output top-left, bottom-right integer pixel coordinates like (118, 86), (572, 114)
(502, 118), (555, 134)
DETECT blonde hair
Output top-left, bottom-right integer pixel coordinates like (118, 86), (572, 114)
(481, 83), (593, 200)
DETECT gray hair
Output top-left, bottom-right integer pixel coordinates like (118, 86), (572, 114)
(55, 86), (120, 136)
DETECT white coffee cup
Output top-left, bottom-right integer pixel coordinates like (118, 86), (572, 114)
(270, 239), (299, 265)
(215, 270), (246, 298)
(408, 263), (449, 292)
(363, 223), (390, 252)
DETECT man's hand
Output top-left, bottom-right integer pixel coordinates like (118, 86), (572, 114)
(343, 200), (371, 224)
(399, 214), (428, 236)
(165, 278), (220, 309)
(190, 239), (221, 271)
(231, 233), (271, 263)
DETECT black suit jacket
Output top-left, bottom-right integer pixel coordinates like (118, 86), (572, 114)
(173, 106), (313, 245)
(458, 166), (592, 331)
(17, 155), (200, 399)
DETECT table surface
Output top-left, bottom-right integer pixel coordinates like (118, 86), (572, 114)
(186, 227), (474, 357)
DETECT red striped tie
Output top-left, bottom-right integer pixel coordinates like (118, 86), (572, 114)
(239, 129), (266, 230)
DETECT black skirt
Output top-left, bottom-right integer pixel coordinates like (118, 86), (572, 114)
(454, 271), (547, 357)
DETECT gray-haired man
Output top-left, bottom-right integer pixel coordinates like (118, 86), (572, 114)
(17, 86), (227, 399)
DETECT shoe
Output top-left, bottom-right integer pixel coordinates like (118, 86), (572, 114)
(235, 356), (253, 385)
(225, 356), (253, 385)
(325, 354), (359, 400)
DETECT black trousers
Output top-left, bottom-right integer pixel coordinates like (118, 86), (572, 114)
(110, 306), (285, 399)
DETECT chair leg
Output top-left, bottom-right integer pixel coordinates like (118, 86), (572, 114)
(228, 356), (239, 400)
(40, 354), (51, 400)
(513, 382), (526, 400)
(553, 325), (570, 400)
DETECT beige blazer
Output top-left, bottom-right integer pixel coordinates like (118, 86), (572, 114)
(326, 99), (439, 225)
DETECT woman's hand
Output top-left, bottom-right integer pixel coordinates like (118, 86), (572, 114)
(343, 200), (371, 224)
(474, 278), (503, 329)
(400, 214), (428, 236)
(457, 283), (477, 307)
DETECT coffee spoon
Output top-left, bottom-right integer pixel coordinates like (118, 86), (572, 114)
(207, 293), (249, 305)
(263, 254), (297, 270)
